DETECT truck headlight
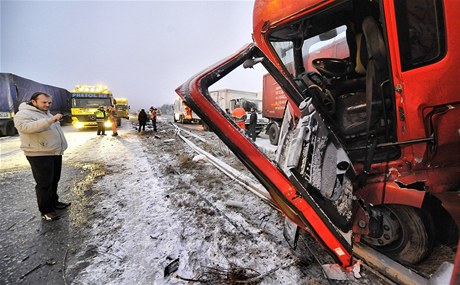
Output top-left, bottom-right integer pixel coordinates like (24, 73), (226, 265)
(104, 121), (112, 128)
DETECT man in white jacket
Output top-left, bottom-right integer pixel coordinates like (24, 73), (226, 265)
(14, 92), (70, 221)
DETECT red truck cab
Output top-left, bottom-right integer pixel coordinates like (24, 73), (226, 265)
(177, 0), (460, 282)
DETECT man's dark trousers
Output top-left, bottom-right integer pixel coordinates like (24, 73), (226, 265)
(250, 125), (257, 141)
(97, 122), (105, 135)
(26, 155), (62, 215)
(152, 118), (157, 132)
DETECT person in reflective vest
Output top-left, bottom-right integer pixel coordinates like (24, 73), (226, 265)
(232, 105), (247, 130)
(94, 106), (107, 135)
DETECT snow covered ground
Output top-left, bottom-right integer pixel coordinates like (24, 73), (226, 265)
(1, 116), (382, 284)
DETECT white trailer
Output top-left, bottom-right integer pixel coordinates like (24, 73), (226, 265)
(209, 89), (258, 113)
(209, 89), (268, 134)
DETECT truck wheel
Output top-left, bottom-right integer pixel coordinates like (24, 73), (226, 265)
(364, 205), (434, 265)
(117, 118), (121, 127)
(202, 122), (209, 131)
(268, 124), (280, 145)
(6, 121), (17, 136)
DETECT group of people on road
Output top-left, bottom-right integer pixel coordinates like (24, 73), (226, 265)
(94, 105), (118, 136)
(93, 104), (158, 135)
(137, 106), (157, 133)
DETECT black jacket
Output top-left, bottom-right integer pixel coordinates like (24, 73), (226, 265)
(138, 110), (148, 124)
(249, 112), (257, 126)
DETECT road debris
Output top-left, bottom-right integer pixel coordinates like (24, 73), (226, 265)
(164, 258), (180, 277)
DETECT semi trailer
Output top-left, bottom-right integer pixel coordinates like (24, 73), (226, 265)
(0, 73), (71, 136)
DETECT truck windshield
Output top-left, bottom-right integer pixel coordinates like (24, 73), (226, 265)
(72, 98), (112, 108)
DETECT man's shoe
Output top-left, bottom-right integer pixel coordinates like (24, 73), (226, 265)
(42, 212), (60, 221)
(56, 201), (71, 209)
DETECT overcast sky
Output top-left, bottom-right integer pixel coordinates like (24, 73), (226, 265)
(1, 0), (265, 111)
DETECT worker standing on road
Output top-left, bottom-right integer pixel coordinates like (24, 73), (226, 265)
(109, 105), (118, 136)
(249, 107), (257, 141)
(150, 106), (157, 132)
(94, 106), (107, 136)
(138, 109), (148, 132)
(13, 92), (71, 222)
(231, 104), (247, 130)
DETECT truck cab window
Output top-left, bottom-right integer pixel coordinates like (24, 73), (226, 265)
(271, 41), (295, 75)
(395, 0), (445, 70)
(270, 26), (349, 80)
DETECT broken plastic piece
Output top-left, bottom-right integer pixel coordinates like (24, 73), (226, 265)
(164, 258), (180, 277)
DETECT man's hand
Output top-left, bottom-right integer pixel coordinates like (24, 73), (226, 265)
(52, 114), (63, 122)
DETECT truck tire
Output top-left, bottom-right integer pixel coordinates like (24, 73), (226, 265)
(268, 123), (280, 145)
(117, 118), (122, 127)
(364, 205), (434, 265)
(6, 121), (17, 136)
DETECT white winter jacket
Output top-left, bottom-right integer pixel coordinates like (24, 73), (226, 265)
(14, 102), (68, 156)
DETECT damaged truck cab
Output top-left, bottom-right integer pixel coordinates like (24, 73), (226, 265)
(177, 0), (459, 283)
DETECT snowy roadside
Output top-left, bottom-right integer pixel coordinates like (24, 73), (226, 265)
(62, 118), (381, 284)
(63, 125), (171, 283)
(62, 119), (309, 284)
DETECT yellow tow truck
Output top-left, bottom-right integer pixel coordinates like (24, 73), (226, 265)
(114, 97), (129, 126)
(70, 85), (114, 129)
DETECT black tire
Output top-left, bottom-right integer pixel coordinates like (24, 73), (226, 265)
(268, 123), (280, 145)
(117, 118), (122, 127)
(370, 205), (434, 265)
(6, 121), (17, 136)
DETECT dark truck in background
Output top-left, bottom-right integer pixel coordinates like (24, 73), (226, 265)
(0, 73), (71, 136)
